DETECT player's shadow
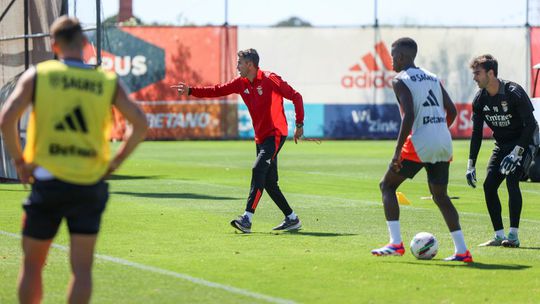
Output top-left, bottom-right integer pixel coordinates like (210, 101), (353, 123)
(107, 174), (162, 180)
(394, 261), (531, 271)
(516, 246), (540, 250)
(250, 231), (357, 237)
(436, 262), (531, 270)
(0, 188), (29, 192)
(112, 191), (237, 201)
(284, 231), (357, 237)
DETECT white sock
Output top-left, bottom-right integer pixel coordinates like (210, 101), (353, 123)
(450, 230), (468, 254)
(509, 227), (519, 238)
(386, 221), (402, 244)
(243, 211), (254, 222)
(495, 229), (505, 239)
(287, 211), (297, 220)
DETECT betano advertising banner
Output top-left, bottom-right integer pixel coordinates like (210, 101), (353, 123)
(239, 27), (526, 138)
(140, 101), (235, 140)
(84, 26), (238, 140)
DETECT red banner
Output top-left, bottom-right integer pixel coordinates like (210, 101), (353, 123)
(531, 27), (540, 98)
(83, 26), (238, 140)
(449, 103), (493, 139)
(122, 26), (237, 101)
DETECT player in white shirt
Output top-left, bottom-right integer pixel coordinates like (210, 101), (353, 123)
(371, 37), (472, 262)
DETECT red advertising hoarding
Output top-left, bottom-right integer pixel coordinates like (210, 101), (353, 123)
(531, 27), (540, 98)
(83, 26), (238, 140)
(449, 103), (493, 139)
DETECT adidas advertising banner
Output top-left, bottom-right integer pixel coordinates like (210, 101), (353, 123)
(239, 27), (526, 138)
(238, 27), (527, 105)
(84, 26), (238, 140)
(76, 26), (528, 140)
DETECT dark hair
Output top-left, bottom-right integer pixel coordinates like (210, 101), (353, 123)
(238, 48), (259, 67)
(470, 54), (498, 77)
(391, 37), (418, 60)
(50, 16), (84, 48)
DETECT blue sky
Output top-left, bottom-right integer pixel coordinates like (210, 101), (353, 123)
(71, 0), (539, 27)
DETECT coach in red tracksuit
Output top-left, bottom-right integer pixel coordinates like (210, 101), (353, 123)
(173, 48), (304, 233)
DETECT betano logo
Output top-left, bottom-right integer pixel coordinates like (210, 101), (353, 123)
(341, 42), (396, 89)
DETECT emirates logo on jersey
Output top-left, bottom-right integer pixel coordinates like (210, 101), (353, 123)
(341, 41), (396, 89)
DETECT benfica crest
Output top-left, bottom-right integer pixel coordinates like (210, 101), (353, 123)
(501, 101), (508, 112)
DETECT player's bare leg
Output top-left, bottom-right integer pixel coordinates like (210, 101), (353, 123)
(18, 236), (52, 304)
(429, 183), (472, 262)
(372, 168), (407, 256)
(68, 234), (97, 304)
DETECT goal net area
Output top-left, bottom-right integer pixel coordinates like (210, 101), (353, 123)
(0, 0), (99, 180)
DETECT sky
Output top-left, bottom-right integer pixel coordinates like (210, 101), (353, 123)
(70, 0), (540, 28)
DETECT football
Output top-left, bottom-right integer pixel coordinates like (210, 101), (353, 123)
(410, 232), (438, 260)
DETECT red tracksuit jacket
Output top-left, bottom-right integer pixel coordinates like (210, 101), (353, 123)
(190, 69), (304, 144)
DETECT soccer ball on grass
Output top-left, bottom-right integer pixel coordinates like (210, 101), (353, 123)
(410, 232), (438, 260)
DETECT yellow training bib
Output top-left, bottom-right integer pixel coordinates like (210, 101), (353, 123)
(24, 60), (117, 185)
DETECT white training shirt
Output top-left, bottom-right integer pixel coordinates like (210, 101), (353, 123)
(396, 67), (453, 163)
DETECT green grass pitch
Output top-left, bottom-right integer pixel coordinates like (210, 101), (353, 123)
(1, 140), (540, 303)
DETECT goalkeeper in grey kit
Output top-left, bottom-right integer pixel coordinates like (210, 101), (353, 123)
(467, 54), (539, 248)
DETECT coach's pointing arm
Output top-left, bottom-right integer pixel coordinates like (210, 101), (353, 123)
(172, 79), (243, 98)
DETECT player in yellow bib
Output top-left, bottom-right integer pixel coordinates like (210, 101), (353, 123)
(0, 16), (147, 304)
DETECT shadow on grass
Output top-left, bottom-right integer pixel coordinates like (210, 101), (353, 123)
(284, 231), (357, 237)
(516, 246), (540, 250)
(247, 231), (357, 237)
(107, 174), (162, 180)
(112, 191), (237, 200)
(0, 187), (29, 192)
(386, 260), (531, 270)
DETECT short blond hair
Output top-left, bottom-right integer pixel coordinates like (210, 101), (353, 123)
(50, 16), (84, 48)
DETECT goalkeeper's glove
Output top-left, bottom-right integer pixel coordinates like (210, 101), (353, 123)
(499, 145), (524, 175)
(466, 159), (477, 188)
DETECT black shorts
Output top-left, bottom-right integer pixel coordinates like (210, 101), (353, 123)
(22, 179), (109, 240)
(397, 160), (449, 185)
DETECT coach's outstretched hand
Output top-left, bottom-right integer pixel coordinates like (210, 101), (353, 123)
(171, 82), (189, 96)
(466, 159), (477, 188)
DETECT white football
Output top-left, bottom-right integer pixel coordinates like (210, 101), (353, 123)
(410, 232), (438, 260)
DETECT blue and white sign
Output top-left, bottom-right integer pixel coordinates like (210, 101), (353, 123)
(238, 103), (324, 139)
(324, 104), (401, 139)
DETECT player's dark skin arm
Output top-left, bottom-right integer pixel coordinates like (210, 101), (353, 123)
(391, 78), (415, 172)
(440, 83), (457, 127)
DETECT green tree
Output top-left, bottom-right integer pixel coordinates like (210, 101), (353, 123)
(273, 16), (312, 27)
(102, 14), (144, 26)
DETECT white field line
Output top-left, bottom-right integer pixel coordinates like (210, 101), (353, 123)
(0, 230), (296, 304)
